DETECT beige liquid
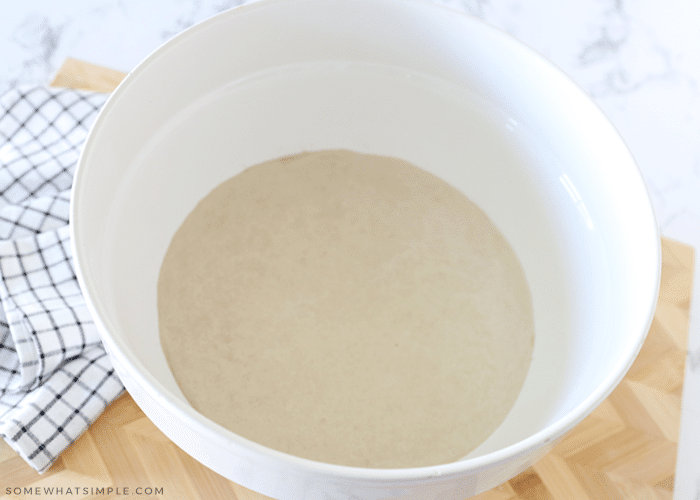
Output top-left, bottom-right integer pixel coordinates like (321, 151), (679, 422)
(157, 149), (535, 468)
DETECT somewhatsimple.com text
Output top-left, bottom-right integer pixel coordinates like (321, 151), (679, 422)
(5, 486), (164, 496)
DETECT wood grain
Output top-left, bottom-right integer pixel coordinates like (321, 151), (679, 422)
(0, 60), (693, 499)
(473, 237), (693, 500)
(48, 58), (128, 93)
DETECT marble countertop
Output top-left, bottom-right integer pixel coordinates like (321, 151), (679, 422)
(2, 0), (699, 497)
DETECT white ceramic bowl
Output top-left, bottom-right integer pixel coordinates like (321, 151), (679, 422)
(70, 0), (660, 498)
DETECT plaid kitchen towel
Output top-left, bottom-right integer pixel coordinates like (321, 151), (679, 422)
(0, 86), (124, 473)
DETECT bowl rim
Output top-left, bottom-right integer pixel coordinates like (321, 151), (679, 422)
(71, 0), (662, 482)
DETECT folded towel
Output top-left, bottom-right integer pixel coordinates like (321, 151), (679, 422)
(0, 86), (124, 474)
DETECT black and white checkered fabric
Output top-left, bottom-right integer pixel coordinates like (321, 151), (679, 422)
(0, 86), (124, 473)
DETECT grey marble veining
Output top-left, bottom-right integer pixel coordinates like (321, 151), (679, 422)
(1, 0), (700, 497)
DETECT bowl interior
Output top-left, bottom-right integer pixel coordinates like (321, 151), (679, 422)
(73, 0), (659, 465)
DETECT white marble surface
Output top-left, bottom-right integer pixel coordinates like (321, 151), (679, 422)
(1, 0), (699, 497)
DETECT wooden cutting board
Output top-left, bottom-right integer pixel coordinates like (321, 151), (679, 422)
(0, 59), (694, 499)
